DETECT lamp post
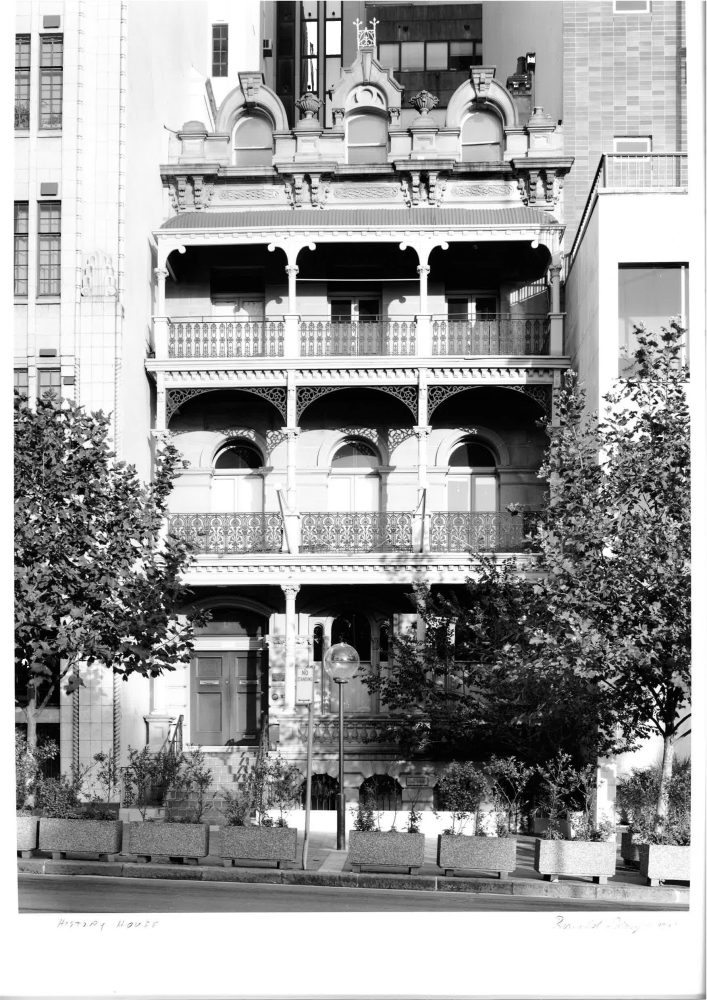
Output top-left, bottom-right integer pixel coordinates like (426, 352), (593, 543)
(323, 642), (360, 850)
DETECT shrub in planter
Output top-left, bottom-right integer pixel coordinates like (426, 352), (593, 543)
(219, 825), (298, 869)
(39, 817), (123, 860)
(349, 830), (425, 873)
(434, 761), (515, 878)
(127, 819), (209, 865)
(15, 734), (58, 856)
(616, 759), (691, 869)
(122, 745), (184, 820)
(484, 756), (534, 837)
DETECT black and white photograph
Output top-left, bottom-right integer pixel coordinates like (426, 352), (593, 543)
(4, 1), (706, 998)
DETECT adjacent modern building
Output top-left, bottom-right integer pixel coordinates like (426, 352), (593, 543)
(14, 1), (701, 816)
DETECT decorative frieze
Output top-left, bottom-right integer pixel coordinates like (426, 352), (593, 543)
(212, 185), (288, 203)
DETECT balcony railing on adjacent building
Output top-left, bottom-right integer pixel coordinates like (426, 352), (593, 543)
(428, 511), (539, 552)
(300, 511), (414, 553)
(169, 512), (283, 552)
(603, 152), (687, 189)
(299, 319), (416, 357)
(432, 316), (550, 356)
(168, 318), (285, 358)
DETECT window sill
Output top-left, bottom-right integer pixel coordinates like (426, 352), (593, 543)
(37, 129), (63, 137)
(35, 296), (61, 304)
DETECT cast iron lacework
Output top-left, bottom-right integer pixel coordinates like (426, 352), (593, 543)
(265, 428), (290, 458)
(428, 511), (539, 553)
(166, 385), (287, 424)
(387, 427), (418, 451)
(427, 384), (551, 418)
(168, 513), (283, 553)
(334, 427), (379, 447)
(297, 385), (417, 422)
(300, 512), (413, 553)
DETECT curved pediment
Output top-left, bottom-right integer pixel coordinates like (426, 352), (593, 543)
(329, 50), (403, 115)
(215, 72), (289, 133)
(446, 68), (519, 130)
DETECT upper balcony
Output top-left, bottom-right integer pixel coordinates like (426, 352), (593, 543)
(165, 314), (552, 360)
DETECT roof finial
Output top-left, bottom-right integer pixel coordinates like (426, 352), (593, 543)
(354, 17), (378, 50)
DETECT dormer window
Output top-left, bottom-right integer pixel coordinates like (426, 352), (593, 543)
(461, 109), (503, 162)
(233, 113), (273, 167)
(347, 113), (388, 164)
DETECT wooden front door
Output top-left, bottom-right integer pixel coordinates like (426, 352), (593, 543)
(191, 650), (266, 745)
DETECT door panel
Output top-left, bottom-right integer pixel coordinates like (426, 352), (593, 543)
(212, 478), (236, 512)
(329, 475), (353, 511)
(191, 649), (267, 745)
(448, 476), (471, 512)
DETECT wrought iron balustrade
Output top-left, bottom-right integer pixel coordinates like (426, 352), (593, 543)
(168, 512), (283, 553)
(309, 716), (393, 745)
(428, 511), (541, 552)
(300, 319), (416, 356)
(167, 318), (284, 358)
(432, 316), (549, 355)
(300, 511), (413, 553)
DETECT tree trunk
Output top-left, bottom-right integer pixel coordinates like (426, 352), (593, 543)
(654, 733), (676, 836)
(26, 692), (38, 749)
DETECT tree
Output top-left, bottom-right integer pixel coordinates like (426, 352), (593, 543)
(363, 323), (690, 835)
(15, 393), (203, 747)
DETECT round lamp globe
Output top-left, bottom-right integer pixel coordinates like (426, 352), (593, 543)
(323, 642), (360, 682)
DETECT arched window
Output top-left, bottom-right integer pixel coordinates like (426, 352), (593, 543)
(299, 774), (339, 810)
(447, 439), (497, 512)
(461, 109), (504, 162)
(326, 612), (373, 714)
(329, 438), (381, 512)
(233, 113), (273, 166)
(212, 439), (265, 512)
(347, 113), (388, 164)
(360, 774), (403, 811)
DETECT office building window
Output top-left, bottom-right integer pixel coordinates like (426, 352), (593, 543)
(37, 368), (61, 399)
(614, 136), (652, 153)
(14, 202), (29, 296)
(377, 39), (482, 73)
(212, 24), (228, 77)
(15, 35), (30, 129)
(614, 0), (650, 12)
(39, 34), (63, 129)
(14, 370), (29, 396)
(37, 202), (61, 296)
(618, 264), (688, 373)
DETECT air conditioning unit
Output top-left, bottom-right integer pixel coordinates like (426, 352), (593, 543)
(262, 38), (273, 56)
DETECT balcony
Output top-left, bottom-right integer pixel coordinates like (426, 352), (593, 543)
(168, 318), (284, 358)
(169, 512), (284, 552)
(300, 319), (416, 357)
(432, 315), (550, 356)
(169, 510), (539, 556)
(428, 511), (539, 552)
(300, 512), (414, 553)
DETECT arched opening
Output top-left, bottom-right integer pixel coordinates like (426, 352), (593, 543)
(347, 113), (388, 164)
(360, 774), (403, 811)
(329, 438), (381, 513)
(461, 108), (504, 162)
(212, 439), (265, 513)
(232, 113), (274, 166)
(299, 773), (339, 810)
(447, 438), (498, 513)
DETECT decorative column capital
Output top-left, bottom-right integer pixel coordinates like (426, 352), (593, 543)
(285, 264), (299, 277)
(417, 264), (431, 277)
(282, 584), (301, 599)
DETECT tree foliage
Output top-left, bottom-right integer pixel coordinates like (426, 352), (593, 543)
(14, 394), (203, 744)
(363, 323), (690, 833)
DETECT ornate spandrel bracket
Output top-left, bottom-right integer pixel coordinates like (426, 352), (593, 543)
(388, 426), (418, 451)
(428, 383), (551, 419)
(399, 170), (449, 207)
(166, 385), (287, 425)
(297, 384), (417, 422)
(165, 172), (216, 213)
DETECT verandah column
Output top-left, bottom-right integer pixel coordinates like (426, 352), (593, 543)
(282, 584), (300, 710)
(548, 255), (564, 355)
(414, 373), (431, 553)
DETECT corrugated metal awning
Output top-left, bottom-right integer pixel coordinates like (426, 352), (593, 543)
(160, 206), (561, 230)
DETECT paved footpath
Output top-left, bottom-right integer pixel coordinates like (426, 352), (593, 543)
(17, 834), (689, 908)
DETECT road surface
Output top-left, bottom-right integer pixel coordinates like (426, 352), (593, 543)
(17, 874), (689, 913)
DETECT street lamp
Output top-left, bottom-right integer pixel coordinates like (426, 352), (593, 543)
(323, 641), (360, 850)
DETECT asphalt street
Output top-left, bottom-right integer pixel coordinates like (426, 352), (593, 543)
(18, 874), (689, 913)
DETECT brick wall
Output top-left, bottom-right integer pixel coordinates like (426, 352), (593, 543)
(562, 0), (687, 245)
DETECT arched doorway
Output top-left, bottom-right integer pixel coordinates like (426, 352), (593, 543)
(328, 438), (381, 513)
(190, 606), (268, 745)
(211, 440), (265, 513)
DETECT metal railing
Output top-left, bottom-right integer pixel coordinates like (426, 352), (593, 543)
(300, 511), (414, 553)
(428, 510), (540, 552)
(169, 512), (283, 552)
(300, 319), (416, 356)
(603, 152), (687, 189)
(167, 715), (184, 756)
(432, 316), (549, 355)
(310, 716), (392, 745)
(167, 318), (284, 358)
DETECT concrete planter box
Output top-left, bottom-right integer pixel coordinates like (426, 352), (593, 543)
(39, 818), (123, 861)
(620, 831), (640, 865)
(349, 831), (425, 874)
(128, 822), (209, 864)
(437, 835), (517, 878)
(17, 815), (39, 858)
(534, 838), (616, 884)
(219, 825), (297, 869)
(639, 844), (690, 886)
